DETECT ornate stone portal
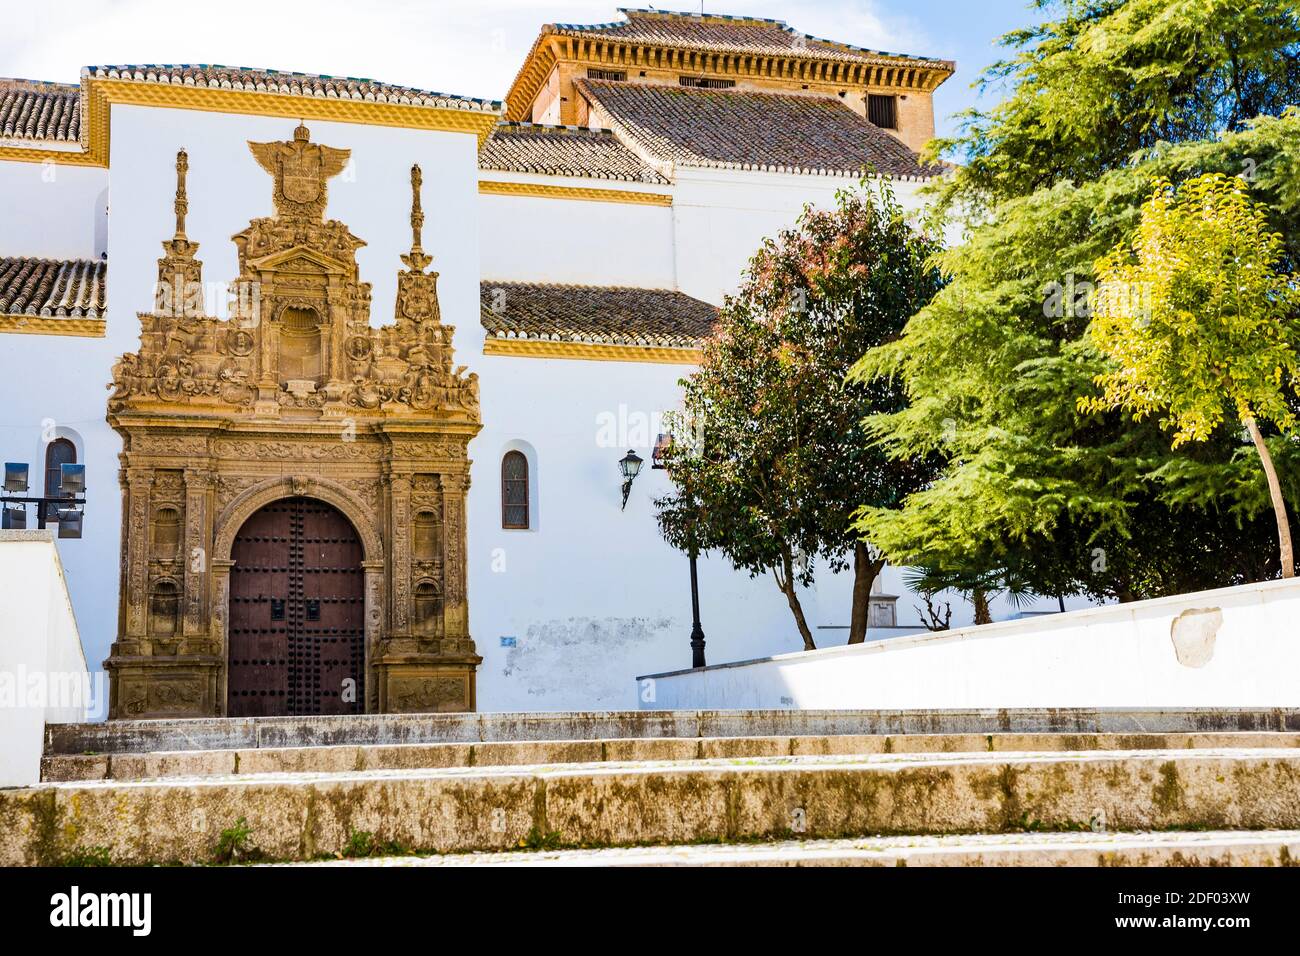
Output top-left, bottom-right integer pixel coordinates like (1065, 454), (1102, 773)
(105, 124), (482, 718)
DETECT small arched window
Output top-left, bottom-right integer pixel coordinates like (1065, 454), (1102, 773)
(44, 438), (76, 521)
(501, 451), (529, 530)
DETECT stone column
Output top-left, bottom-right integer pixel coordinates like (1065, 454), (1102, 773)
(210, 558), (235, 711)
(388, 472), (413, 639)
(123, 467), (153, 644)
(362, 560), (385, 713)
(440, 472), (469, 641)
(181, 468), (210, 641)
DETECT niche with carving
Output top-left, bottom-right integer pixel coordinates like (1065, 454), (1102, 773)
(149, 580), (180, 636)
(413, 509), (442, 562)
(414, 581), (443, 636)
(151, 506), (182, 560)
(278, 306), (323, 382)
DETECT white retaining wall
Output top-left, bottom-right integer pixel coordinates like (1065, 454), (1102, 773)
(0, 530), (90, 785)
(637, 577), (1300, 711)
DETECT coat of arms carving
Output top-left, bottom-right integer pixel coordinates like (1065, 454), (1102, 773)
(248, 123), (350, 218)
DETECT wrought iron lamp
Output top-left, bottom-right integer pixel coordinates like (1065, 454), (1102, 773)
(651, 433), (706, 668)
(618, 449), (643, 510)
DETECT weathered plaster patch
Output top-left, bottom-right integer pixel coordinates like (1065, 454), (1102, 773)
(1169, 607), (1222, 668)
(503, 616), (676, 708)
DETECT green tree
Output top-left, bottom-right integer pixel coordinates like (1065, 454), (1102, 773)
(656, 179), (943, 649)
(852, 0), (1300, 603)
(932, 0), (1300, 212)
(1083, 173), (1300, 576)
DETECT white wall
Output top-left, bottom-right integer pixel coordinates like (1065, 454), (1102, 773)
(672, 168), (928, 306)
(0, 531), (90, 786)
(468, 350), (818, 711)
(478, 177), (675, 288)
(0, 158), (109, 260)
(638, 578), (1300, 711)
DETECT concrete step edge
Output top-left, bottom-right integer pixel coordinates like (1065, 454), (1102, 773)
(10, 748), (1300, 865)
(45, 707), (1300, 755)
(32, 745), (1300, 789)
(284, 829), (1300, 867)
(41, 732), (1300, 783)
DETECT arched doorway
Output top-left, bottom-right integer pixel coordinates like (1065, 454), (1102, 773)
(227, 496), (365, 716)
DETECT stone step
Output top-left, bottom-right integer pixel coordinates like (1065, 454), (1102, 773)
(44, 706), (1300, 755)
(42, 731), (1300, 782)
(283, 830), (1300, 867)
(6, 747), (1300, 865)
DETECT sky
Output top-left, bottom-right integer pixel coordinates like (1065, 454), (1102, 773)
(0, 0), (1038, 140)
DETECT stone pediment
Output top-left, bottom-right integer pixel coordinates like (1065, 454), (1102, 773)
(249, 245), (348, 276)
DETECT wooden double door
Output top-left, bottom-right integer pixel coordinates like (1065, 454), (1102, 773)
(227, 497), (365, 716)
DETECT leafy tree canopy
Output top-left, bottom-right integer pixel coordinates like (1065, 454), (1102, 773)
(931, 0), (1300, 212)
(657, 179), (943, 648)
(855, 96), (1300, 599)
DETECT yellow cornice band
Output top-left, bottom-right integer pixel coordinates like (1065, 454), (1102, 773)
(0, 77), (500, 168)
(0, 315), (106, 337)
(483, 337), (701, 364)
(478, 179), (672, 206)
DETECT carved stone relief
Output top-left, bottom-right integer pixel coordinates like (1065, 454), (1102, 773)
(105, 129), (481, 719)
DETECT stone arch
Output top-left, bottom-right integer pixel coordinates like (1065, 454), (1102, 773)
(213, 475), (383, 563)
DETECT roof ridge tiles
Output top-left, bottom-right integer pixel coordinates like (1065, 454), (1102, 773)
(574, 77), (944, 181)
(82, 64), (502, 111)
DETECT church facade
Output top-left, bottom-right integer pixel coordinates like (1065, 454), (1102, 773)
(0, 9), (1052, 720)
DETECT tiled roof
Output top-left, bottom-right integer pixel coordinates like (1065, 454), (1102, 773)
(550, 9), (952, 69)
(479, 122), (668, 183)
(481, 281), (716, 348)
(0, 79), (81, 143)
(577, 79), (943, 179)
(0, 258), (105, 318)
(83, 65), (500, 112)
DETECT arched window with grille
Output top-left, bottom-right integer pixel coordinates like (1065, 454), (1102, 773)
(501, 450), (529, 529)
(44, 438), (76, 521)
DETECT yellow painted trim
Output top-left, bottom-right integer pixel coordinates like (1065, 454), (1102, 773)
(0, 77), (499, 167)
(95, 79), (500, 143)
(483, 337), (701, 364)
(478, 180), (672, 206)
(0, 315), (106, 337)
(505, 31), (954, 121)
(0, 143), (100, 167)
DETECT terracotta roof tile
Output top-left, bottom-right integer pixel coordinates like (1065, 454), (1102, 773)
(577, 79), (942, 179)
(479, 122), (668, 183)
(481, 281), (716, 348)
(0, 258), (106, 319)
(83, 64), (500, 112)
(0, 79), (81, 143)
(551, 9), (952, 69)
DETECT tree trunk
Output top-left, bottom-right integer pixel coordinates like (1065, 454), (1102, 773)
(774, 552), (816, 651)
(972, 588), (992, 625)
(848, 543), (886, 645)
(1244, 416), (1295, 578)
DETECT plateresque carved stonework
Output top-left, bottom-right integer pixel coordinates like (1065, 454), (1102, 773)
(105, 125), (482, 718)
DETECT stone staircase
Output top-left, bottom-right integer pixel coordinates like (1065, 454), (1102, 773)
(6, 708), (1300, 866)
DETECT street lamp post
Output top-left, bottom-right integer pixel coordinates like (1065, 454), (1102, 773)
(652, 433), (705, 669)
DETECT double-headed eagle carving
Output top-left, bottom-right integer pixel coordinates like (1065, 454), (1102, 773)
(248, 122), (350, 219)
